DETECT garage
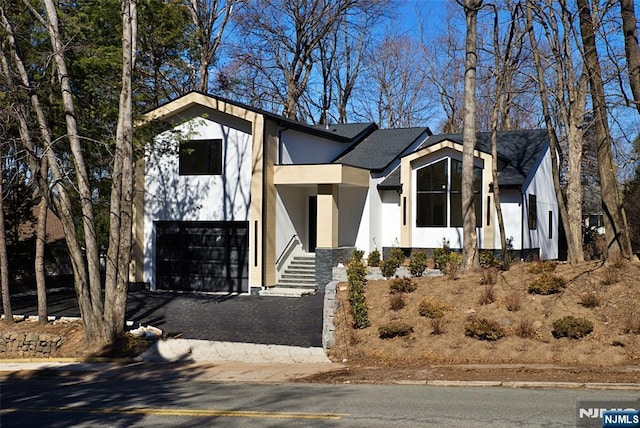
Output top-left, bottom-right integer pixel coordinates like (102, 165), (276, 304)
(155, 221), (249, 293)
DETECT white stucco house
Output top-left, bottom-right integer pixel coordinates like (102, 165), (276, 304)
(131, 92), (559, 294)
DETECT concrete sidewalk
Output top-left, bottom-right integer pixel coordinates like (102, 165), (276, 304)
(138, 337), (331, 363)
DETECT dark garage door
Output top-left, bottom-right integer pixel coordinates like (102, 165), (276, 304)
(155, 221), (249, 292)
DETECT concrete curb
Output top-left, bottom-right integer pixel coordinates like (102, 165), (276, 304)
(0, 360), (638, 389)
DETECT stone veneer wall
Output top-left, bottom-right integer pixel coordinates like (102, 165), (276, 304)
(0, 332), (62, 357)
(315, 247), (355, 287)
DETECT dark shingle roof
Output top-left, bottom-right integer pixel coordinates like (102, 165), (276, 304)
(148, 91), (378, 144)
(418, 130), (549, 187)
(309, 123), (378, 141)
(333, 127), (431, 171)
(378, 130), (549, 189)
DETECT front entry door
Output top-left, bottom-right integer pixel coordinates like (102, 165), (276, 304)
(308, 196), (317, 253)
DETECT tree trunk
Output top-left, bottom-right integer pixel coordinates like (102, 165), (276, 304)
(577, 0), (633, 261)
(35, 188), (49, 323)
(0, 156), (13, 324)
(42, 0), (108, 343)
(0, 23), (47, 321)
(461, 0), (482, 272)
(525, 0), (584, 264)
(620, 0), (640, 116)
(104, 0), (137, 338)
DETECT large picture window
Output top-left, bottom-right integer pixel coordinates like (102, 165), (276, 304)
(416, 158), (482, 227)
(179, 139), (222, 175)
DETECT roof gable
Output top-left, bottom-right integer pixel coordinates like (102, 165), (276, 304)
(379, 129), (550, 189)
(333, 127), (431, 171)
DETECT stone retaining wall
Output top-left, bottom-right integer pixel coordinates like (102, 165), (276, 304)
(0, 332), (62, 357)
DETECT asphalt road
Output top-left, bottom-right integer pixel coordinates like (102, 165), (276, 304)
(1, 370), (638, 427)
(3, 288), (324, 347)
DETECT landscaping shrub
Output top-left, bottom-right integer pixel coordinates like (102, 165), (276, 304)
(504, 291), (522, 312)
(479, 250), (499, 267)
(347, 249), (369, 329)
(380, 247), (405, 278)
(443, 252), (462, 280)
(417, 297), (450, 319)
(552, 316), (593, 339)
(380, 258), (399, 279)
(367, 249), (381, 267)
(478, 283), (496, 305)
(432, 237), (451, 270)
(622, 308), (640, 335)
(600, 265), (621, 285)
(430, 318), (447, 335)
(389, 293), (406, 311)
(388, 247), (406, 265)
(480, 267), (499, 285)
(527, 273), (566, 295)
(378, 322), (413, 339)
(351, 248), (364, 263)
(578, 291), (601, 308)
(464, 317), (506, 341)
(527, 260), (556, 274)
(515, 318), (536, 338)
(409, 252), (428, 277)
(389, 277), (417, 294)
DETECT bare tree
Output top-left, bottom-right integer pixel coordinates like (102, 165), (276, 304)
(13, 0), (139, 343)
(0, 142), (12, 323)
(525, 0), (587, 265)
(356, 34), (433, 127)
(233, 0), (360, 121)
(460, 0), (483, 272)
(103, 0), (137, 338)
(488, 2), (527, 270)
(619, 0), (640, 116)
(577, 0), (633, 261)
(0, 8), (49, 322)
(187, 0), (239, 93)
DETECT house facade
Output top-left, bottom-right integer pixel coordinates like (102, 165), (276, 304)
(131, 92), (559, 294)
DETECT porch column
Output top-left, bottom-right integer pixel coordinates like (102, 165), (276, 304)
(317, 184), (339, 248)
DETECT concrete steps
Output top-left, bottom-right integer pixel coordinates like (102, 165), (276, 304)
(259, 255), (317, 297)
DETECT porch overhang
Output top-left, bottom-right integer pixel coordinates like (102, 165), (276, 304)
(274, 164), (370, 187)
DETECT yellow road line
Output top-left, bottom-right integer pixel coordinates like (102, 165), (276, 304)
(1, 406), (347, 420)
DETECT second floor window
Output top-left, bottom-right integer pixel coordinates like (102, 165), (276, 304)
(179, 139), (222, 175)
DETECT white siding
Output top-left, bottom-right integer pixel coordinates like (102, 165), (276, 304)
(380, 190), (401, 248)
(495, 189), (523, 253)
(522, 146), (558, 260)
(143, 115), (253, 287)
(339, 186), (368, 248)
(280, 129), (350, 164)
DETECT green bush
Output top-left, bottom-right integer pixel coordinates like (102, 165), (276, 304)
(351, 248), (365, 263)
(367, 249), (381, 267)
(389, 277), (417, 294)
(552, 316), (593, 339)
(347, 250), (369, 329)
(479, 250), (499, 267)
(528, 273), (567, 295)
(432, 238), (451, 270)
(388, 247), (406, 265)
(409, 252), (428, 277)
(417, 297), (450, 319)
(380, 258), (399, 279)
(432, 248), (449, 270)
(378, 322), (413, 339)
(464, 317), (506, 341)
